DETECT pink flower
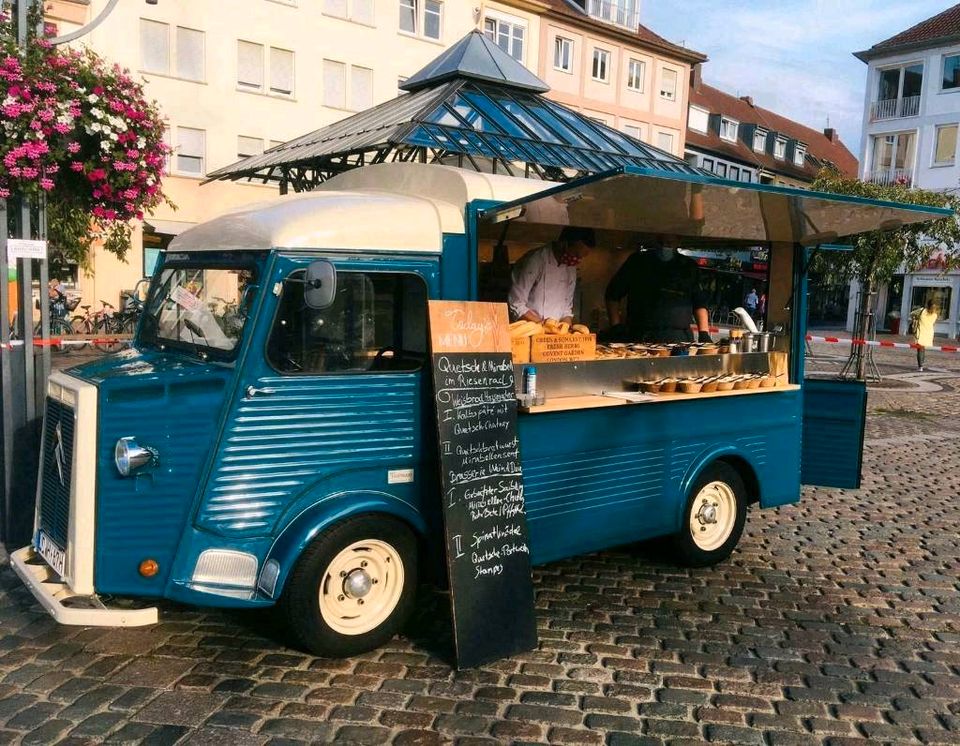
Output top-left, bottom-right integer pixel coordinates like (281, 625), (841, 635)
(39, 177), (54, 191)
(70, 161), (84, 171)
(0, 188), (10, 199)
(67, 142), (80, 153)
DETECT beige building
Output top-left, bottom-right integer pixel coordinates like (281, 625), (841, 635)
(46, 0), (698, 308)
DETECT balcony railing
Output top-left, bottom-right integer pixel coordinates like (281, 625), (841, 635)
(585, 0), (641, 29)
(867, 167), (913, 186)
(870, 95), (920, 121)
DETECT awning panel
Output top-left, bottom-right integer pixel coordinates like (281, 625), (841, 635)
(479, 167), (952, 246)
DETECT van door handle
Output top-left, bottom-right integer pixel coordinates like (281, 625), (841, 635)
(245, 386), (274, 399)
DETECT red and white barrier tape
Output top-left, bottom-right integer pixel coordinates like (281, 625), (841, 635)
(805, 334), (959, 353)
(1, 337), (130, 350)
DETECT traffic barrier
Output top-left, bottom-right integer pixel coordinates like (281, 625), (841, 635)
(1, 334), (132, 350)
(805, 334), (958, 353)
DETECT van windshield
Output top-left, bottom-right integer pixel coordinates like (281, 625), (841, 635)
(140, 260), (258, 361)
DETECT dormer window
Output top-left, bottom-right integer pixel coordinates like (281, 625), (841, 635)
(585, 0), (640, 30)
(774, 135), (787, 160)
(793, 144), (806, 167)
(753, 128), (767, 152)
(719, 117), (738, 142)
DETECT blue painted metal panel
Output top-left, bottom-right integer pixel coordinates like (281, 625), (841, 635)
(519, 391), (802, 565)
(93, 357), (233, 594)
(800, 379), (867, 489)
(440, 233), (469, 300)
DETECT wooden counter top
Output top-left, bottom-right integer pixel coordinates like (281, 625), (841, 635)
(519, 384), (801, 414)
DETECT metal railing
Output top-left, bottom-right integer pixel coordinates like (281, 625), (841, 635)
(867, 167), (913, 186)
(585, 0), (641, 29)
(870, 95), (920, 121)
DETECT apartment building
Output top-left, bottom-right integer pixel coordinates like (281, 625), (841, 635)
(46, 0), (701, 307)
(684, 66), (858, 187)
(537, 0), (705, 158)
(852, 2), (960, 338)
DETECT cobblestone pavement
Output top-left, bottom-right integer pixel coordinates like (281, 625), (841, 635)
(1, 344), (958, 745)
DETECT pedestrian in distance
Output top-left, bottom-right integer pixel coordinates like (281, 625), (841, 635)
(744, 287), (758, 319)
(913, 298), (939, 372)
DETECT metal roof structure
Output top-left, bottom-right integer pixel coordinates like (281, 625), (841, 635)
(206, 30), (701, 193)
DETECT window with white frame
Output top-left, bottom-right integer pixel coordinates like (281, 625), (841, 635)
(399, 0), (442, 40)
(934, 124), (958, 165)
(622, 123), (642, 140)
(237, 42), (294, 96)
(740, 169), (752, 183)
(687, 106), (708, 134)
(719, 116), (738, 142)
(793, 143), (806, 167)
(237, 41), (265, 90)
(592, 48), (610, 82)
(627, 58), (645, 92)
(702, 157), (714, 170)
(554, 36), (573, 72)
(774, 135), (787, 159)
(660, 67), (677, 100)
(237, 136), (264, 159)
(657, 131), (675, 153)
(323, 59), (346, 108)
(716, 162), (727, 178)
(753, 128), (767, 152)
(483, 13), (525, 62)
(351, 65), (373, 111)
(176, 127), (205, 175)
(141, 21), (206, 82)
(943, 54), (960, 90)
(270, 48), (294, 95)
(729, 165), (740, 180)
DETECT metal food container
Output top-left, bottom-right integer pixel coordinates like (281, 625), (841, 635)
(741, 333), (757, 353)
(756, 332), (772, 352)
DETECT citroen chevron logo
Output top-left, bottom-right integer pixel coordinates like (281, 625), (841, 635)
(53, 421), (66, 488)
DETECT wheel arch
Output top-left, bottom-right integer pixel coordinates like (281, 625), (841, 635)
(260, 491), (427, 602)
(676, 447), (761, 527)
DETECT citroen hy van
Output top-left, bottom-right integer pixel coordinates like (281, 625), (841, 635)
(12, 163), (949, 657)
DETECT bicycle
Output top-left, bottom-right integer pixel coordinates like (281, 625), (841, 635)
(71, 300), (122, 353)
(7, 296), (76, 354)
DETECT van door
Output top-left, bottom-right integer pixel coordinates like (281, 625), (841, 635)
(800, 379), (867, 489)
(195, 254), (439, 541)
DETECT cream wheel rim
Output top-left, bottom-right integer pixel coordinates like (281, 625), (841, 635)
(318, 539), (404, 636)
(690, 481), (737, 551)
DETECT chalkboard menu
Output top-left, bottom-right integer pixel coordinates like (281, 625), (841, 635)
(428, 301), (538, 669)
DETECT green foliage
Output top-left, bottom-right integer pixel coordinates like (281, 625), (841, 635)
(810, 167), (960, 287)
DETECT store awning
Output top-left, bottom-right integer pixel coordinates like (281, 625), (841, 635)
(479, 167), (953, 247)
(143, 219), (195, 236)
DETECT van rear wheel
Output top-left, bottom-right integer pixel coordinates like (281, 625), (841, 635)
(279, 515), (417, 657)
(670, 462), (747, 567)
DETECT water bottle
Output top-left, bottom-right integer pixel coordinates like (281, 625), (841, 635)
(524, 366), (537, 397)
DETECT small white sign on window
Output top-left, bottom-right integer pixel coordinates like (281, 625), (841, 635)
(171, 285), (203, 312)
(387, 468), (414, 484)
(6, 239), (47, 261)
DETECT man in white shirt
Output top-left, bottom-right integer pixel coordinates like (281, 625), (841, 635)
(508, 227), (595, 322)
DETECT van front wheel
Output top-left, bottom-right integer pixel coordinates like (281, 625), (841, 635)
(279, 515), (417, 657)
(670, 462), (747, 567)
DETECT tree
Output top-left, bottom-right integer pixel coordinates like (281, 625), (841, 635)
(810, 167), (960, 379)
(0, 3), (171, 270)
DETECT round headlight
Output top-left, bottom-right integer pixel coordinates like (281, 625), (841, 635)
(114, 437), (157, 476)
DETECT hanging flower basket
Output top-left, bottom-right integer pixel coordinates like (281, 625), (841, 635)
(0, 5), (171, 261)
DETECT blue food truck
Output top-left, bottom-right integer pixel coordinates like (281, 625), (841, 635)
(12, 162), (949, 657)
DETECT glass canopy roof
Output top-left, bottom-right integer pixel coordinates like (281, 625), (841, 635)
(207, 32), (700, 191)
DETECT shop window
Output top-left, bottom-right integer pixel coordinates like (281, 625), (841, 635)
(267, 270), (427, 374)
(911, 285), (951, 322)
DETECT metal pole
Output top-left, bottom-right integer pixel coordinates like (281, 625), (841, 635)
(18, 201), (34, 422)
(37, 199), (49, 406)
(0, 200), (13, 543)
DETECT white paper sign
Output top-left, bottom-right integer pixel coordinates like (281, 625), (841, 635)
(6, 239), (47, 261)
(170, 285), (203, 312)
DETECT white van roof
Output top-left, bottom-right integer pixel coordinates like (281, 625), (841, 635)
(169, 163), (555, 254)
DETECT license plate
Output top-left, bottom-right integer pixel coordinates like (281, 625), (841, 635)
(37, 530), (66, 577)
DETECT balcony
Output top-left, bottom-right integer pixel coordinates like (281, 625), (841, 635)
(585, 0), (641, 29)
(867, 167), (913, 186)
(870, 95), (920, 121)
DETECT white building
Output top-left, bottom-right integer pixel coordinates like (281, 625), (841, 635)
(853, 2), (960, 338)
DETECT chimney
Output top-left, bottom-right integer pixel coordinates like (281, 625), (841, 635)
(739, 95), (753, 107)
(824, 127), (838, 143)
(690, 62), (702, 92)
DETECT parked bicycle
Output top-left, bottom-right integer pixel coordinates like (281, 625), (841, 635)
(71, 300), (122, 353)
(7, 293), (78, 354)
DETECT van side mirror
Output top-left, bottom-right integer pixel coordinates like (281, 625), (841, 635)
(304, 261), (337, 310)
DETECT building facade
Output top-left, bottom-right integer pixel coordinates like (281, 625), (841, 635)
(684, 66), (858, 187)
(45, 0), (702, 310)
(852, 2), (960, 338)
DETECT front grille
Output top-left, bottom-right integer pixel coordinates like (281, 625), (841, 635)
(39, 397), (74, 547)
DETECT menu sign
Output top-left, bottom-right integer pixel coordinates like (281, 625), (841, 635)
(428, 301), (537, 669)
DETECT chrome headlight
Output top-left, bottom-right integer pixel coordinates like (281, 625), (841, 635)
(114, 437), (158, 476)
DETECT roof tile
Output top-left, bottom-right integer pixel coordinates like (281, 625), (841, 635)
(856, 2), (960, 60)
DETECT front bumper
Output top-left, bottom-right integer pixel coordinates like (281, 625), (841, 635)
(11, 546), (157, 626)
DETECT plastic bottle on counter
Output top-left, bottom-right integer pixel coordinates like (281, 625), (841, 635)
(524, 366), (537, 397)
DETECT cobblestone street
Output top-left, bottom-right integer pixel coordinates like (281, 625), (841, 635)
(1, 342), (958, 745)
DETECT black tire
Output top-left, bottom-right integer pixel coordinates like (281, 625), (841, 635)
(93, 316), (123, 353)
(278, 514), (417, 658)
(48, 318), (74, 354)
(669, 461), (747, 568)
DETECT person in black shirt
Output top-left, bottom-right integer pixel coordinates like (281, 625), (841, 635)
(604, 245), (711, 343)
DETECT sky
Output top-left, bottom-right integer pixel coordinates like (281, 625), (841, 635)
(644, 0), (953, 159)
